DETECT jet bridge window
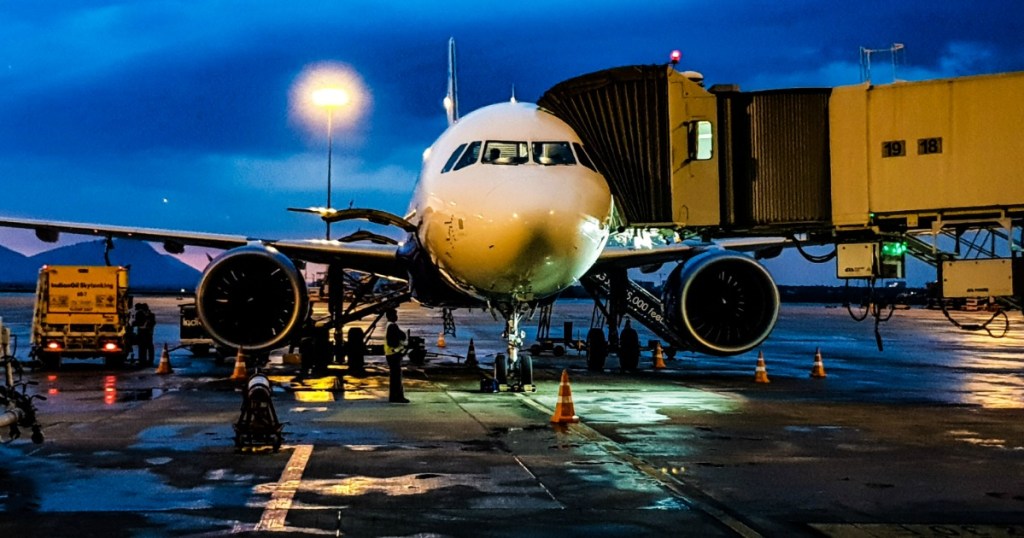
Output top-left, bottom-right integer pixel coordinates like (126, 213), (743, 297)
(482, 141), (529, 165)
(532, 141), (576, 165)
(572, 143), (597, 172)
(452, 141), (481, 171)
(441, 143), (468, 173)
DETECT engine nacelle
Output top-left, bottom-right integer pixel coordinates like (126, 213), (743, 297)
(196, 244), (308, 352)
(662, 250), (779, 356)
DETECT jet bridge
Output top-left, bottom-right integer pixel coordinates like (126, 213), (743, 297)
(540, 65), (1024, 304)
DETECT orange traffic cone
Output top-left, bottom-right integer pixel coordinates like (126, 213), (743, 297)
(810, 347), (827, 378)
(652, 341), (666, 370)
(437, 331), (447, 348)
(229, 348), (248, 381)
(466, 339), (478, 366)
(754, 351), (770, 383)
(155, 343), (173, 375)
(550, 369), (580, 423)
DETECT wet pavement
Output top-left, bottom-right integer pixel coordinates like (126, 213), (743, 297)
(1, 295), (1023, 536)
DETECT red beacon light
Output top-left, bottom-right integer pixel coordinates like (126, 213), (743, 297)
(669, 50), (682, 65)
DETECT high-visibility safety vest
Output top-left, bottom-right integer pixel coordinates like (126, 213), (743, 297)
(384, 322), (407, 355)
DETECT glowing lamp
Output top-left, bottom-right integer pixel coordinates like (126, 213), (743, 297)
(313, 88), (351, 108)
(670, 50), (681, 65)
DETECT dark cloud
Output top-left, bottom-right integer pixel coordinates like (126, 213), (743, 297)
(1, 1), (1023, 284)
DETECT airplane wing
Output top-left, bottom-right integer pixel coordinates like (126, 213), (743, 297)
(590, 236), (799, 272)
(0, 216), (407, 280)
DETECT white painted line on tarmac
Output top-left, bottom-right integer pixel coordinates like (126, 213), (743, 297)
(255, 444), (314, 531)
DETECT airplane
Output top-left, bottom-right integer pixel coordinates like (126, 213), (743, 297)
(0, 39), (781, 382)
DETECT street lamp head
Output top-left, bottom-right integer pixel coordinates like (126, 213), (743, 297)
(313, 88), (351, 108)
(290, 61), (370, 140)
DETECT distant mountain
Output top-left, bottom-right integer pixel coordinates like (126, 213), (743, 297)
(0, 244), (36, 288)
(0, 239), (201, 293)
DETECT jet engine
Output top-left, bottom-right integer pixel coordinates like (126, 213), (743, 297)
(662, 250), (779, 356)
(196, 244), (308, 352)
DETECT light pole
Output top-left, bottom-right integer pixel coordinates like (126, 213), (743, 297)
(312, 88), (350, 240)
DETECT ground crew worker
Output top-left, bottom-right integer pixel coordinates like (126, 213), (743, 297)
(134, 303), (156, 366)
(618, 318), (640, 373)
(384, 309), (409, 403)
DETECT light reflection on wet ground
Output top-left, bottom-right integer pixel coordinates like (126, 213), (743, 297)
(2, 295), (1024, 535)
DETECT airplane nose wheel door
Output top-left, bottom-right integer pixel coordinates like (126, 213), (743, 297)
(494, 308), (534, 392)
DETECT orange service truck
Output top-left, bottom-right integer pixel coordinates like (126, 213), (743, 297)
(30, 265), (131, 369)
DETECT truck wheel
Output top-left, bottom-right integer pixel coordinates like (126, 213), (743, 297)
(105, 353), (127, 368)
(530, 343), (542, 355)
(553, 345), (566, 357)
(38, 352), (61, 370)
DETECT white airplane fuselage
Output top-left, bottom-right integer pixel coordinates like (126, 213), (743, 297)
(408, 102), (613, 305)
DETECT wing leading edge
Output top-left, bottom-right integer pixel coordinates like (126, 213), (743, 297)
(0, 216), (407, 280)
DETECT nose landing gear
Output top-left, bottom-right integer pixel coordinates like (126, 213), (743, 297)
(492, 306), (534, 392)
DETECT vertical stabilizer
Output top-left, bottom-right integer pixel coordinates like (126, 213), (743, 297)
(445, 37), (459, 125)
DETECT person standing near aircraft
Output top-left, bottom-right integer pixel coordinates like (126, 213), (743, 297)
(384, 309), (409, 403)
(134, 303), (156, 366)
(618, 318), (640, 373)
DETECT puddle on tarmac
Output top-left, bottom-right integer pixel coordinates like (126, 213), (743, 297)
(116, 388), (166, 403)
(947, 429), (1018, 449)
(254, 470), (556, 506)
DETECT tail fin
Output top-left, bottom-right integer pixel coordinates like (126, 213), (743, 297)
(445, 37), (459, 125)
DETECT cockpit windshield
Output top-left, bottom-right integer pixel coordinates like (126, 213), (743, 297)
(533, 142), (576, 165)
(443, 140), (594, 172)
(482, 141), (529, 165)
(451, 141), (481, 171)
(573, 143), (597, 172)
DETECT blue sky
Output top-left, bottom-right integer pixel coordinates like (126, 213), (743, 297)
(2, 1), (1023, 285)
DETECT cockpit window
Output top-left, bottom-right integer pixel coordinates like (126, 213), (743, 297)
(572, 143), (597, 172)
(452, 141), (481, 171)
(441, 143), (468, 173)
(532, 141), (576, 165)
(482, 141), (529, 165)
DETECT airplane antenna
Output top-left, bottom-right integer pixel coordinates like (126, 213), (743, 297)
(445, 37), (459, 125)
(510, 84), (517, 103)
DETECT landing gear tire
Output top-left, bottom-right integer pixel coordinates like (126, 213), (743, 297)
(494, 353), (509, 386)
(586, 328), (607, 372)
(346, 327), (366, 375)
(518, 353), (533, 387)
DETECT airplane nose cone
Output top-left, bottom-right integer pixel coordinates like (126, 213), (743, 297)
(443, 172), (610, 301)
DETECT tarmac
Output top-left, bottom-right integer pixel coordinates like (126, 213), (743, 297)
(1, 296), (1023, 537)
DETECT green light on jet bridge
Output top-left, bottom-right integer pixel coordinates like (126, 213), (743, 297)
(880, 241), (908, 257)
